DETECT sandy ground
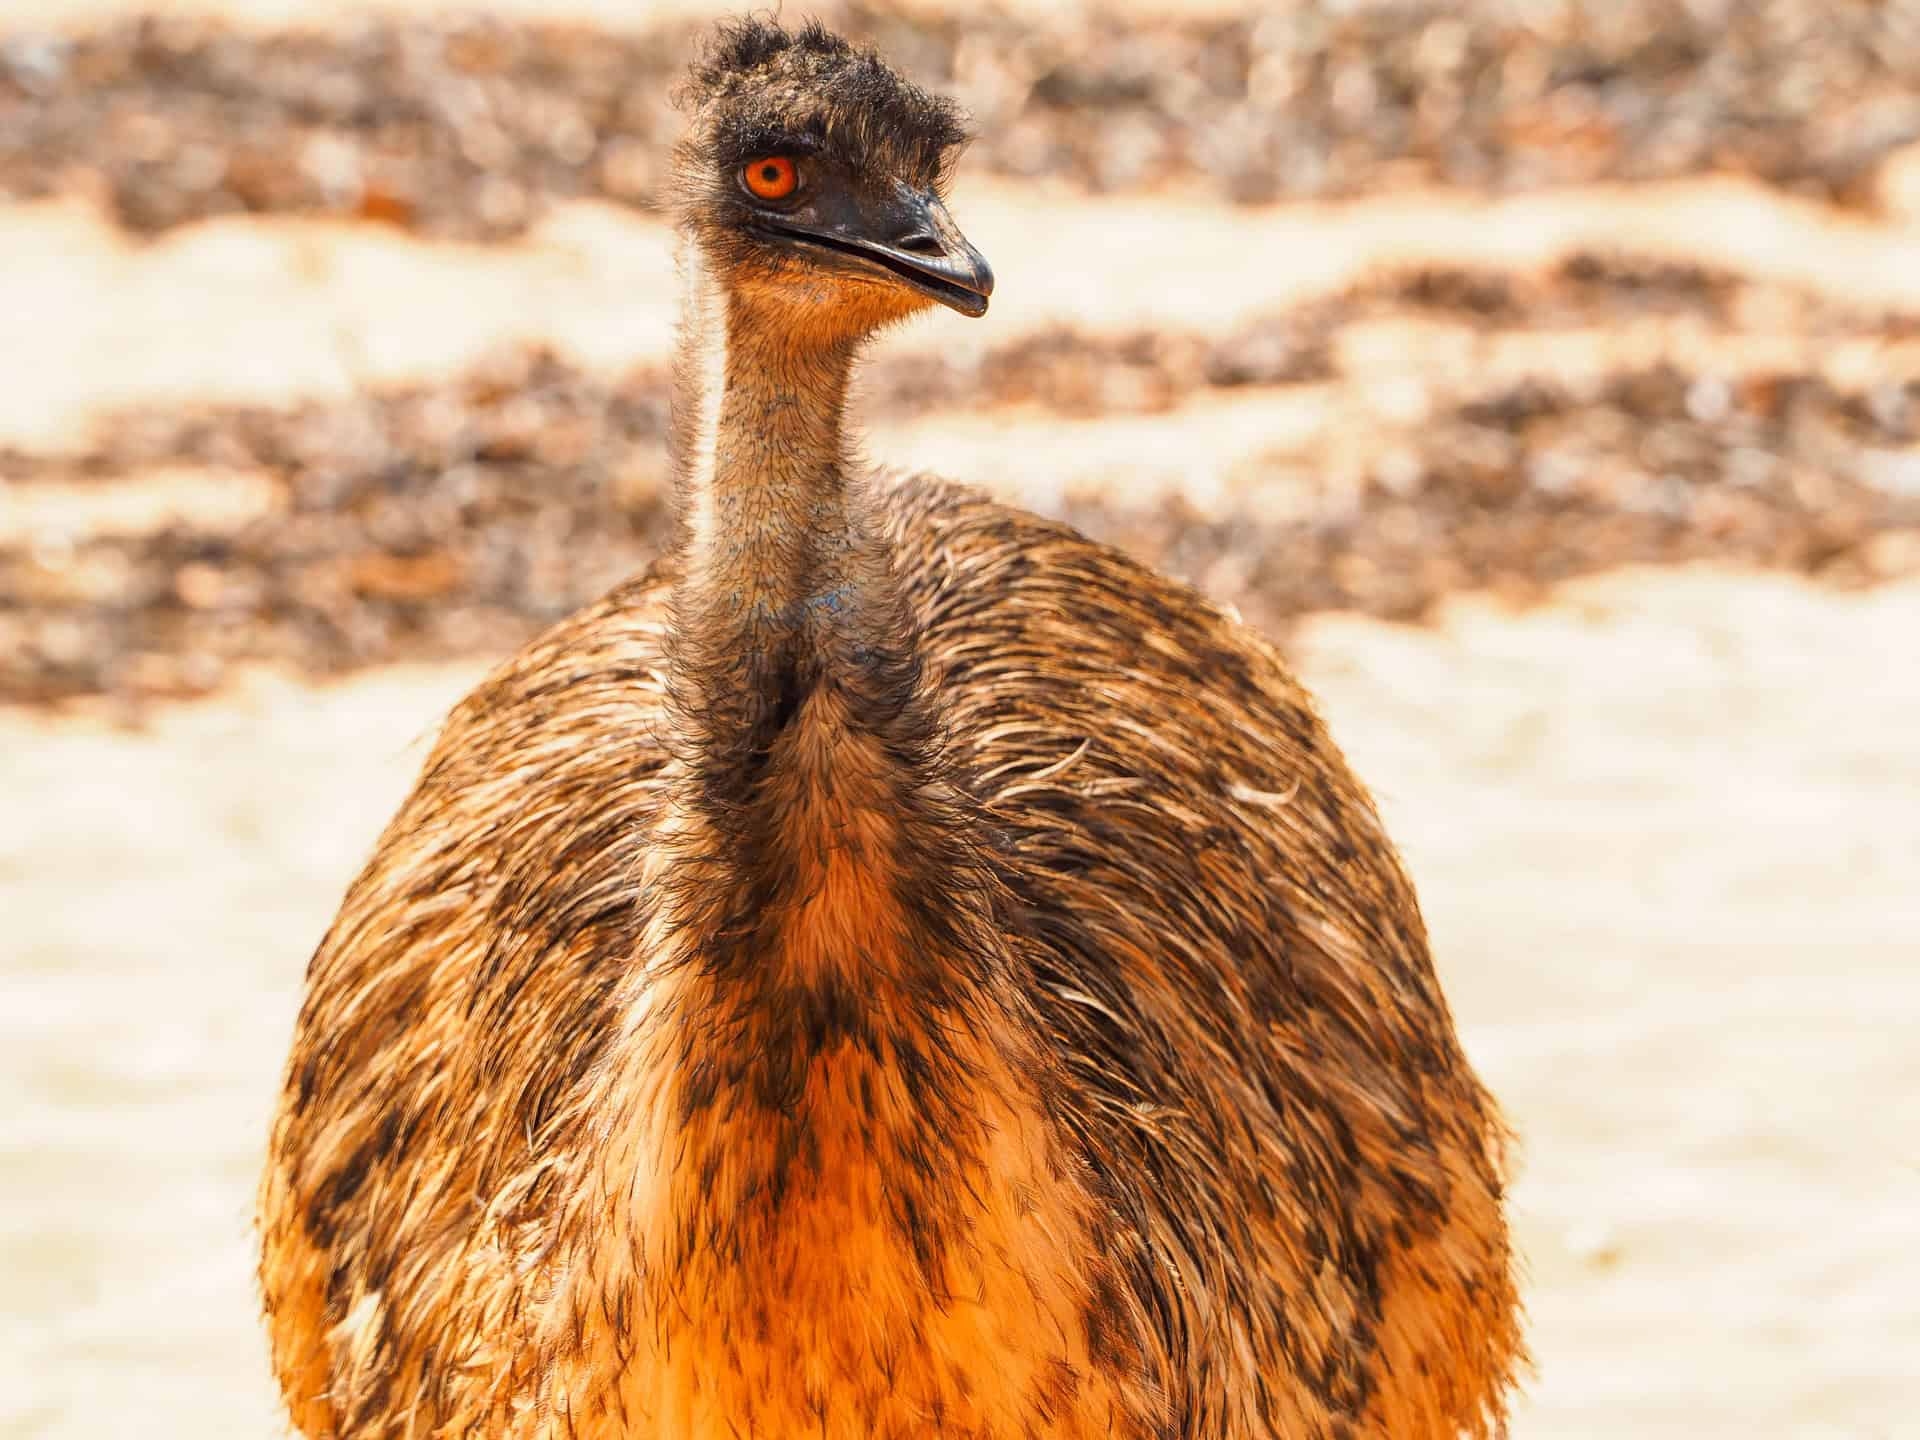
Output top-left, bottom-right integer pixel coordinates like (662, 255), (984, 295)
(3, 564), (1915, 1439)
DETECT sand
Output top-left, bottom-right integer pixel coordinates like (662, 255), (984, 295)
(3, 565), (1916, 1438)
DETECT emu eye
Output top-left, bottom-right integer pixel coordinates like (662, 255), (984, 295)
(742, 156), (799, 201)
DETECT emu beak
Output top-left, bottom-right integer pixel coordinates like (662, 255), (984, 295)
(765, 182), (994, 318)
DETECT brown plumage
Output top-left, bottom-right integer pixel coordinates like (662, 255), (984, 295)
(258, 18), (1523, 1439)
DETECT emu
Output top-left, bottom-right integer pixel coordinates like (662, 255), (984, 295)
(259, 18), (1522, 1439)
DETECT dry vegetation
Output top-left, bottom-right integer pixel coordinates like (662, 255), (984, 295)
(2, 2), (1917, 1438)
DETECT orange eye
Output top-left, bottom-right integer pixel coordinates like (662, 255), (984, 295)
(742, 155), (799, 201)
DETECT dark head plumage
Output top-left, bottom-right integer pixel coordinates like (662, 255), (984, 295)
(668, 17), (992, 331)
(675, 17), (970, 188)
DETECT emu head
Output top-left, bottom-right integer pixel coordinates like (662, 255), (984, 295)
(671, 18), (993, 343)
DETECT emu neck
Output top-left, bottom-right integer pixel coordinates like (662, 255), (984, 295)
(667, 254), (904, 790)
(655, 247), (1006, 1087)
(660, 245), (967, 992)
(676, 302), (856, 630)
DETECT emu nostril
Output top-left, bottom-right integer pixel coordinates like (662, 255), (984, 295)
(895, 231), (945, 255)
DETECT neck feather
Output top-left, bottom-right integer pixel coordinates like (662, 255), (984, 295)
(663, 245), (930, 821)
(672, 257), (857, 629)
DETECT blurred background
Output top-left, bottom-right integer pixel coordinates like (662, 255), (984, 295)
(3, 0), (1918, 1435)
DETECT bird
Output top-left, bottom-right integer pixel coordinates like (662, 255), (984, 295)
(258, 17), (1522, 1440)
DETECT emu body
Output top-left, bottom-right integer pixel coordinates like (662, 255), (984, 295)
(260, 20), (1521, 1440)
